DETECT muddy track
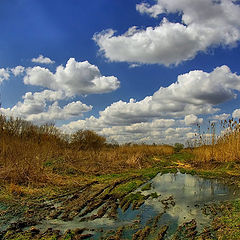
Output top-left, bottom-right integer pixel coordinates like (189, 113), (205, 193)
(0, 171), (239, 239)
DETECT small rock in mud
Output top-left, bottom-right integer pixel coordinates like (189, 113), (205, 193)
(132, 199), (145, 210)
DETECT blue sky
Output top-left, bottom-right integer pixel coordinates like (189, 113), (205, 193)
(1, 0), (240, 144)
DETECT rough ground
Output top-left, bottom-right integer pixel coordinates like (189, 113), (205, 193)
(0, 153), (239, 240)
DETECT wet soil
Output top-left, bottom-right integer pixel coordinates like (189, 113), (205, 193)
(0, 169), (239, 239)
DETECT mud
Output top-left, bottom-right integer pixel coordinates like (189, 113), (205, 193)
(0, 172), (239, 239)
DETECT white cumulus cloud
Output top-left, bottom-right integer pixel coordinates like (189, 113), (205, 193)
(96, 65), (240, 125)
(25, 101), (92, 124)
(11, 66), (25, 76)
(0, 90), (92, 124)
(0, 68), (10, 83)
(61, 118), (193, 144)
(61, 65), (240, 143)
(32, 55), (55, 64)
(94, 0), (240, 65)
(211, 113), (230, 120)
(184, 114), (203, 126)
(24, 58), (120, 96)
(233, 109), (240, 119)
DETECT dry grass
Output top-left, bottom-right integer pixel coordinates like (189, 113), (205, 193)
(190, 119), (240, 164)
(0, 115), (173, 186)
(65, 144), (174, 175)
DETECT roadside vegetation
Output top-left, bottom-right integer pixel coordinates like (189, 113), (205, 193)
(189, 119), (240, 163)
(0, 114), (173, 187)
(181, 119), (240, 185)
(0, 114), (240, 239)
(1, 114), (240, 196)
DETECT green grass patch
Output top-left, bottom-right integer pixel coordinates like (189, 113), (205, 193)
(125, 192), (146, 202)
(96, 172), (129, 180)
(120, 191), (148, 211)
(112, 179), (144, 197)
(160, 168), (178, 175)
(139, 167), (160, 179)
(2, 231), (32, 240)
(214, 199), (240, 239)
(141, 183), (152, 191)
(150, 192), (158, 198)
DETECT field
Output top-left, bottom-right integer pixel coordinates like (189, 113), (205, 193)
(0, 115), (239, 240)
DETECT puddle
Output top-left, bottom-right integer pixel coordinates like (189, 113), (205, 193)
(130, 172), (240, 238)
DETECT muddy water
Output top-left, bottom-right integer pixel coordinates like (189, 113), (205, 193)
(129, 172), (240, 237)
(37, 172), (240, 239)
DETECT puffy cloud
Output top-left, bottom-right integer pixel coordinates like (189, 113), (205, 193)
(94, 0), (240, 65)
(24, 67), (55, 89)
(232, 109), (240, 119)
(186, 132), (197, 139)
(98, 66), (240, 125)
(1, 57), (119, 125)
(4, 60), (240, 143)
(32, 55), (55, 64)
(211, 113), (230, 120)
(0, 68), (10, 83)
(100, 119), (176, 135)
(62, 118), (193, 144)
(61, 65), (240, 143)
(24, 58), (120, 96)
(136, 2), (164, 18)
(184, 114), (203, 126)
(18, 90), (66, 115)
(0, 90), (92, 124)
(25, 101), (92, 124)
(11, 66), (25, 76)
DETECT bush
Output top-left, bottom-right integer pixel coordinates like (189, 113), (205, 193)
(174, 143), (184, 153)
(70, 130), (106, 151)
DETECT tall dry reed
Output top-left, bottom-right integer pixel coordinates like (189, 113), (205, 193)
(191, 119), (240, 163)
